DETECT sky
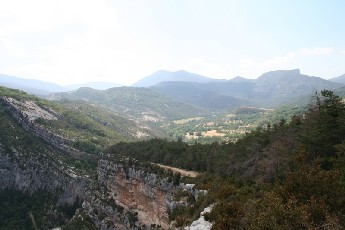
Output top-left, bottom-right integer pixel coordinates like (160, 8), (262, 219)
(0, 0), (345, 85)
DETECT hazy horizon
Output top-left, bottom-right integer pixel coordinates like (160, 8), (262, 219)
(2, 68), (344, 87)
(1, 0), (345, 85)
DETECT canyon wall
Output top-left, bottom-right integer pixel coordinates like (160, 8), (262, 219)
(0, 96), (90, 205)
(0, 140), (89, 206)
(83, 158), (181, 229)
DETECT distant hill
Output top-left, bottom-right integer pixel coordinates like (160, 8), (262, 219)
(0, 74), (122, 95)
(66, 82), (122, 90)
(152, 69), (344, 109)
(132, 70), (218, 87)
(280, 83), (345, 111)
(152, 81), (251, 111)
(252, 69), (343, 106)
(0, 74), (69, 95)
(329, 74), (345, 84)
(49, 87), (208, 122)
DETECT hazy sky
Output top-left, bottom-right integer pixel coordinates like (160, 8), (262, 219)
(1, 0), (345, 85)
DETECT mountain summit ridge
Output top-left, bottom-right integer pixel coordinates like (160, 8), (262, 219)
(152, 69), (344, 109)
(132, 70), (217, 87)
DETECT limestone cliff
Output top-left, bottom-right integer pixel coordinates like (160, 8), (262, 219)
(83, 158), (180, 229)
(81, 157), (210, 229)
(0, 146), (88, 205)
(0, 95), (91, 227)
(1, 96), (89, 158)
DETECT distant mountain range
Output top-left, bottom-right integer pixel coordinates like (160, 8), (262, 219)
(2, 69), (345, 111)
(0, 74), (68, 95)
(132, 70), (221, 87)
(152, 69), (344, 109)
(0, 74), (121, 95)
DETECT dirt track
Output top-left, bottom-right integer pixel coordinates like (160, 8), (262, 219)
(154, 163), (199, 178)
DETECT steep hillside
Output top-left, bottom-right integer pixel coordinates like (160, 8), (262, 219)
(0, 89), (91, 229)
(0, 86), (155, 156)
(49, 87), (208, 122)
(132, 70), (217, 87)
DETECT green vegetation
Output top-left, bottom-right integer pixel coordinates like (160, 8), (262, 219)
(50, 87), (208, 121)
(108, 90), (345, 229)
(0, 189), (82, 230)
(2, 84), (345, 228)
(106, 139), (229, 174)
(36, 99), (142, 153)
(162, 105), (307, 144)
(169, 193), (212, 227)
(0, 89), (96, 174)
(0, 86), (38, 101)
(63, 210), (97, 230)
(0, 86), (152, 157)
(0, 189), (53, 230)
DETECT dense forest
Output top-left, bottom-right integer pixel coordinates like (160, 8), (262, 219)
(107, 90), (345, 229)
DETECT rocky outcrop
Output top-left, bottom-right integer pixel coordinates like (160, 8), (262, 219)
(83, 158), (178, 229)
(82, 158), (209, 230)
(185, 206), (213, 230)
(1, 96), (89, 158)
(0, 97), (90, 204)
(0, 141), (89, 205)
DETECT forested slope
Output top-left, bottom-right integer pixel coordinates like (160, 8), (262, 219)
(107, 90), (345, 229)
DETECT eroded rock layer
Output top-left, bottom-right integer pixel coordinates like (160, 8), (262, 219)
(84, 159), (179, 229)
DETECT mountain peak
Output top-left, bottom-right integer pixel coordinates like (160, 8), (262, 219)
(230, 76), (253, 82)
(258, 69), (301, 80)
(132, 70), (215, 87)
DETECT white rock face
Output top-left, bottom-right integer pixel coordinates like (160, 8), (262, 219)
(3, 97), (58, 121)
(185, 206), (213, 230)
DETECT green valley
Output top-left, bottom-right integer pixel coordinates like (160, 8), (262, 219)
(2, 1), (345, 228)
(0, 84), (345, 229)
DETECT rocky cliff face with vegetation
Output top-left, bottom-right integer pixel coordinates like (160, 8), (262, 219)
(0, 97), (92, 228)
(83, 158), (195, 229)
(1, 96), (90, 158)
(0, 97), (90, 201)
(0, 141), (88, 204)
